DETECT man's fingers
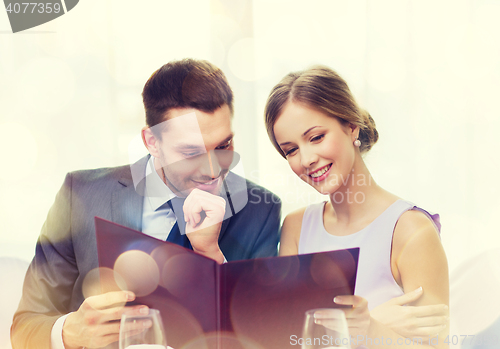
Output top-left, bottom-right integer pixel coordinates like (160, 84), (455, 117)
(183, 189), (226, 219)
(184, 201), (225, 229)
(99, 305), (149, 323)
(97, 333), (121, 348)
(92, 321), (122, 337)
(120, 318), (153, 334)
(184, 195), (204, 225)
(87, 291), (135, 310)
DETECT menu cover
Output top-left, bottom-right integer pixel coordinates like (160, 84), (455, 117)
(95, 217), (359, 349)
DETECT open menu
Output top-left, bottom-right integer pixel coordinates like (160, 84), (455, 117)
(95, 217), (359, 349)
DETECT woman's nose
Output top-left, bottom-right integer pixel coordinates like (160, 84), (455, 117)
(300, 147), (318, 169)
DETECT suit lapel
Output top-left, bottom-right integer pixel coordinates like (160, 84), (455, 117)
(219, 217), (231, 242)
(218, 178), (234, 243)
(218, 172), (248, 243)
(111, 156), (149, 231)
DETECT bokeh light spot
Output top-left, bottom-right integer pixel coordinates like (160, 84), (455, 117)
(114, 250), (159, 297)
(161, 254), (202, 298)
(82, 267), (127, 299)
(252, 255), (300, 286)
(310, 251), (356, 289)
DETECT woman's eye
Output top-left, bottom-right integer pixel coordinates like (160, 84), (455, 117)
(311, 134), (324, 142)
(285, 148), (297, 157)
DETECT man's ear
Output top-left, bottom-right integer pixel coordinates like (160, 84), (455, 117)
(141, 126), (161, 158)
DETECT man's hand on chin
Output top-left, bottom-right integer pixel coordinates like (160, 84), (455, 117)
(183, 188), (226, 264)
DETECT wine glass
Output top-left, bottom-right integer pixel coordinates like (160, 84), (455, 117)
(119, 309), (167, 349)
(302, 308), (351, 349)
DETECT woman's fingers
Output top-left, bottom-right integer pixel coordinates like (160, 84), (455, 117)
(334, 295), (366, 307)
(411, 324), (447, 337)
(412, 303), (449, 318)
(334, 295), (370, 337)
(386, 287), (423, 306)
(413, 313), (448, 326)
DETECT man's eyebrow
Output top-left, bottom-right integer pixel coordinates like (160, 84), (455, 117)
(174, 143), (206, 151)
(278, 126), (321, 146)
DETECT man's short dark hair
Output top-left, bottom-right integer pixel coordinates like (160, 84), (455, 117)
(142, 58), (234, 128)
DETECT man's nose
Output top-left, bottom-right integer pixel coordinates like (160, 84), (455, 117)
(199, 150), (222, 179)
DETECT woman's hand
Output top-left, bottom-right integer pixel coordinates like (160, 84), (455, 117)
(371, 287), (448, 339)
(334, 295), (370, 339)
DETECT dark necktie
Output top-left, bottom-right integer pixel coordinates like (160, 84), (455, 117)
(166, 197), (192, 249)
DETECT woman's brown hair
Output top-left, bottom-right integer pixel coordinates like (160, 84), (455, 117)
(264, 65), (378, 157)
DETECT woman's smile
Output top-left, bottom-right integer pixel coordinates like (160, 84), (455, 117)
(308, 163), (332, 181)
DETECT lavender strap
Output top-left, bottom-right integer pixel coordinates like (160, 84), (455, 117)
(412, 206), (442, 234)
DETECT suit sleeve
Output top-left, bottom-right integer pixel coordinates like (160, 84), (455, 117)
(11, 173), (79, 349)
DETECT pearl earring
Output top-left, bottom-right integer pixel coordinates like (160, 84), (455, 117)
(354, 138), (361, 147)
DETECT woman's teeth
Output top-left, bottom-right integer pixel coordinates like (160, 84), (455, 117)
(310, 165), (331, 178)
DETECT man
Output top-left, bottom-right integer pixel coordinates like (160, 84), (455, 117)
(11, 59), (281, 349)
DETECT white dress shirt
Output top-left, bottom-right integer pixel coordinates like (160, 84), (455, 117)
(141, 156), (178, 240)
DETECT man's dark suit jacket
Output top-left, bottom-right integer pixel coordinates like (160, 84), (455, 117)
(11, 156), (281, 349)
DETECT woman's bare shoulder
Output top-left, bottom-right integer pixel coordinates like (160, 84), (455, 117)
(394, 209), (440, 244)
(279, 206), (308, 256)
(391, 208), (447, 296)
(283, 206), (308, 225)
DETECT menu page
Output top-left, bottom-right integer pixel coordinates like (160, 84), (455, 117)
(95, 217), (358, 349)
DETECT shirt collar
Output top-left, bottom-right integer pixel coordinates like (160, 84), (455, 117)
(145, 156), (177, 211)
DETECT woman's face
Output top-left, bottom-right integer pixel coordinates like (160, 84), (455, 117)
(273, 101), (359, 195)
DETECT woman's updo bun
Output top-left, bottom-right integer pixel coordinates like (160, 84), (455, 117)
(358, 109), (379, 153)
(265, 65), (379, 157)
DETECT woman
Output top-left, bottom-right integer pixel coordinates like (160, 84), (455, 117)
(264, 66), (449, 347)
